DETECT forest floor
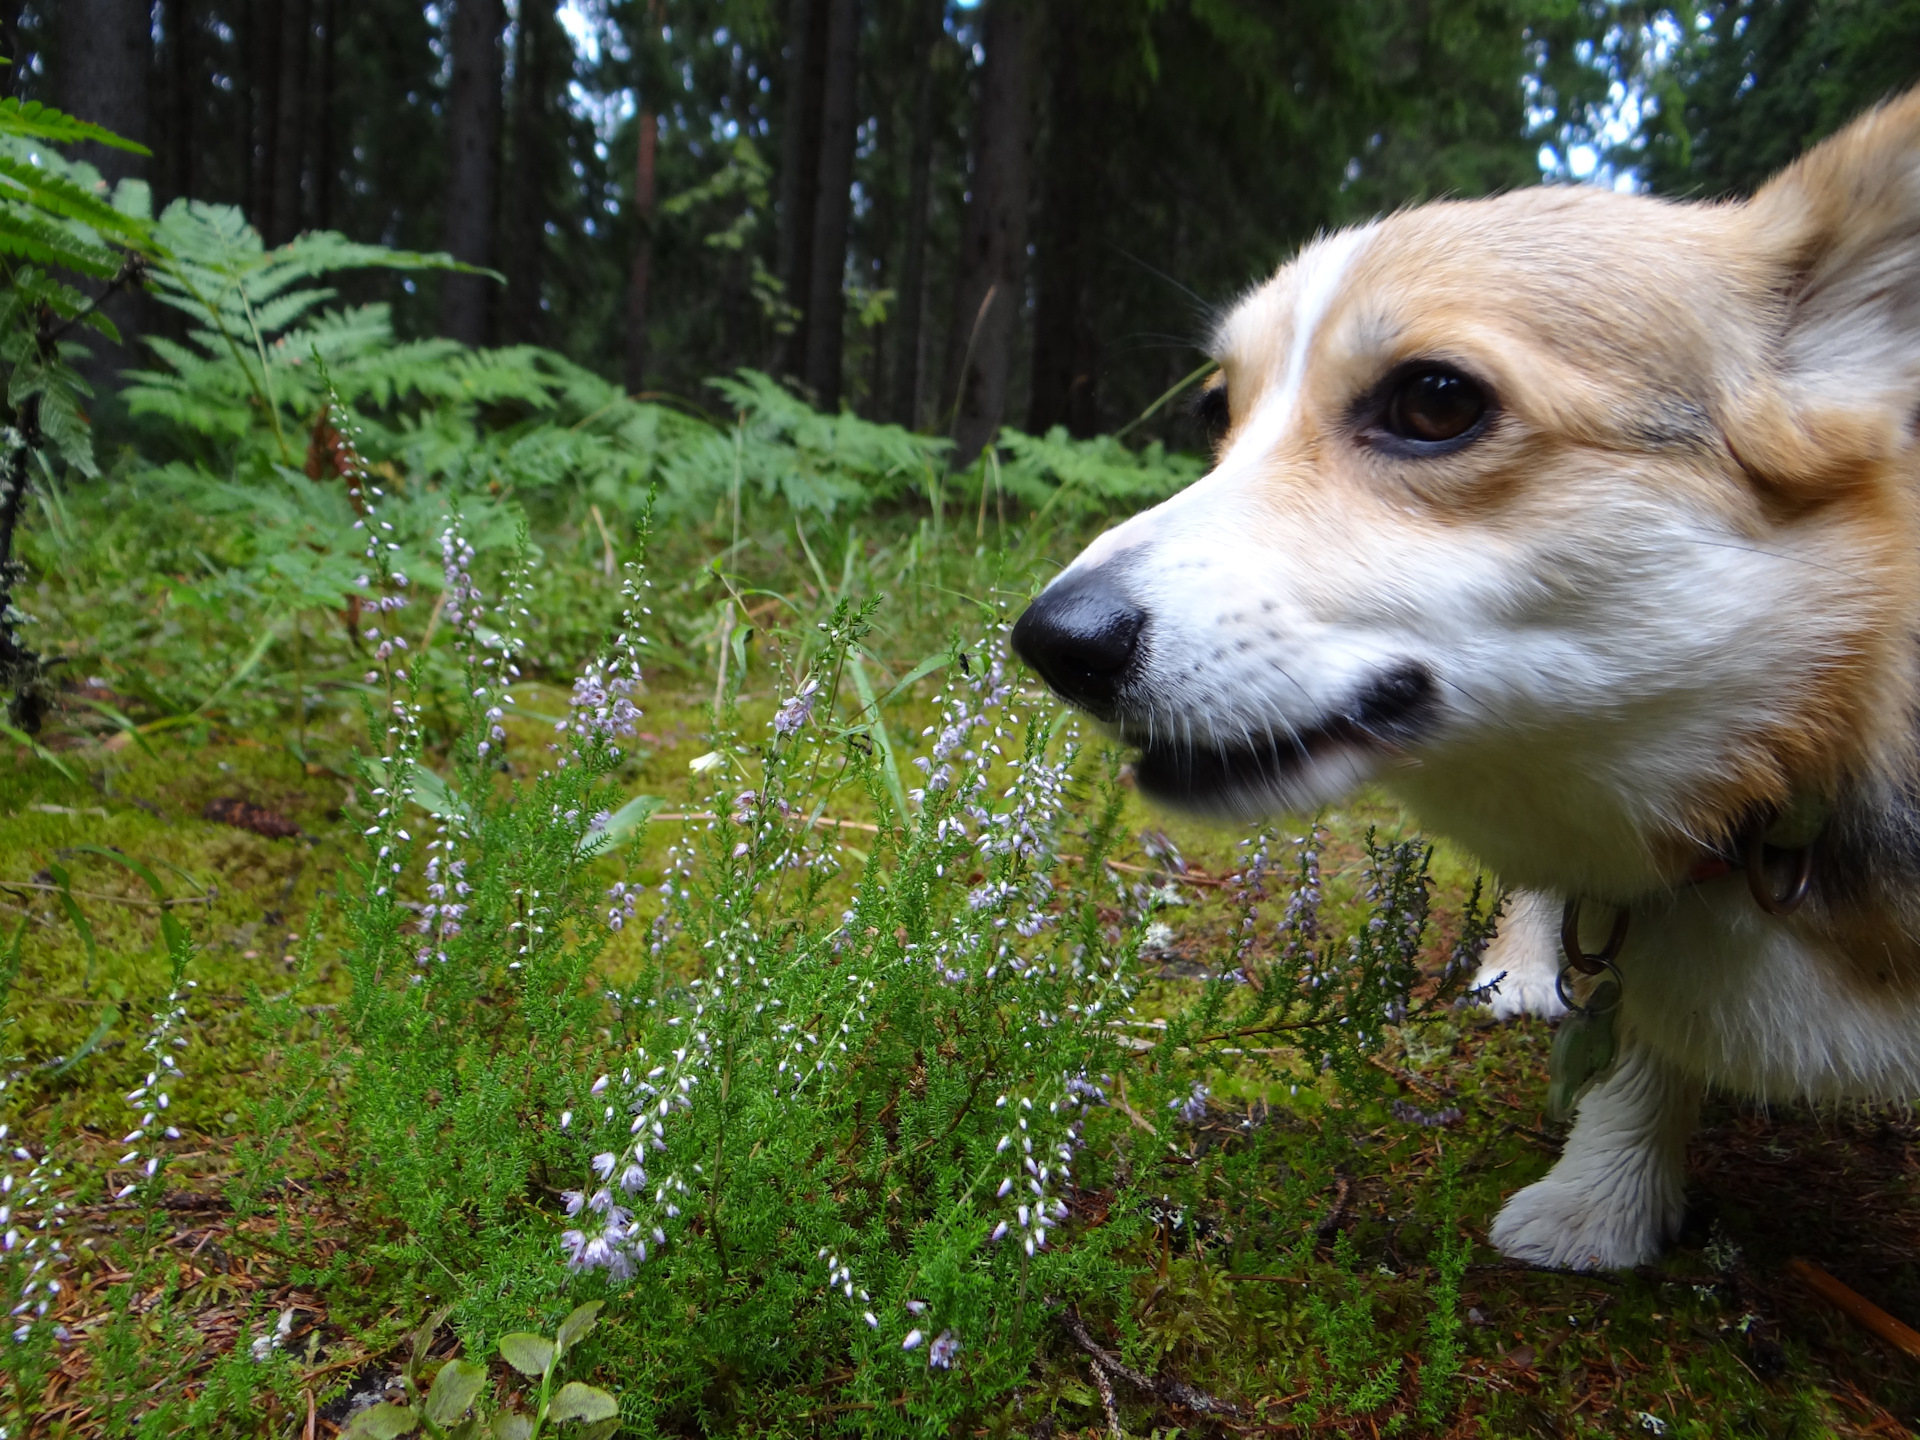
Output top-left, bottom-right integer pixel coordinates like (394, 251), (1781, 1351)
(6, 667), (1920, 1439)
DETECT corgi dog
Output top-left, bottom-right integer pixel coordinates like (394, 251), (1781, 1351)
(1012, 91), (1920, 1271)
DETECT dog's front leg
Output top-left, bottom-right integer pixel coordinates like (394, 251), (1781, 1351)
(1472, 889), (1568, 1019)
(1487, 1039), (1700, 1269)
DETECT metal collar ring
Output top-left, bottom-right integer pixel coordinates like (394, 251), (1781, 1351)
(1555, 954), (1624, 1018)
(1560, 896), (1628, 977)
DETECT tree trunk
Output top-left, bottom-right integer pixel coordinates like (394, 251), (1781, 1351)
(503, 0), (562, 346)
(53, 0), (150, 181)
(624, 110), (659, 390)
(889, 0), (942, 428)
(247, 0), (282, 235)
(313, 0), (337, 229)
(802, 0), (858, 408)
(776, 0), (827, 380)
(53, 0), (150, 397)
(946, 0), (1039, 470)
(440, 0), (505, 346)
(270, 0), (313, 243)
(1026, 3), (1098, 437)
(164, 0), (194, 205)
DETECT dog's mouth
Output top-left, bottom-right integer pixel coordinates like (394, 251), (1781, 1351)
(1122, 662), (1439, 815)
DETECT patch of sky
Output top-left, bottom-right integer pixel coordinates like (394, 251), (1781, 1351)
(1528, 11), (1689, 193)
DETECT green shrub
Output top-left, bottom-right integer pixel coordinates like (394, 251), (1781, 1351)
(315, 382), (1496, 1430)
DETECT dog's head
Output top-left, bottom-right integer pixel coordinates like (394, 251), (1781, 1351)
(1015, 92), (1920, 897)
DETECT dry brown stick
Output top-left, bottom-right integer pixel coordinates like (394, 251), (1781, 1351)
(0, 880), (214, 907)
(1788, 1258), (1920, 1359)
(1315, 1175), (1352, 1240)
(650, 811), (882, 834)
(1366, 1055), (1455, 1103)
(1088, 1350), (1123, 1439)
(1061, 1306), (1242, 1418)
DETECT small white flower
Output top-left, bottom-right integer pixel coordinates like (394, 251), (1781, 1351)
(689, 751), (724, 774)
(928, 1329), (959, 1369)
(901, 1329), (924, 1350)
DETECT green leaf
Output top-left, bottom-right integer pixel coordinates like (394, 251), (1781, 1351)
(342, 1404), (419, 1440)
(547, 1383), (618, 1423)
(577, 1421), (620, 1440)
(872, 647), (952, 712)
(406, 762), (469, 822)
(490, 1414), (533, 1440)
(577, 795), (662, 856)
(411, 1305), (453, 1368)
(64, 844), (170, 903)
(0, 916), (26, 1011)
(424, 1358), (487, 1425)
(0, 721), (78, 781)
(553, 1301), (603, 1354)
(44, 1004), (113, 1077)
(44, 861), (98, 982)
(497, 1333), (555, 1378)
(446, 1421), (483, 1440)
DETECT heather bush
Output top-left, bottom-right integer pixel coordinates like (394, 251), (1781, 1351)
(318, 382), (1496, 1431)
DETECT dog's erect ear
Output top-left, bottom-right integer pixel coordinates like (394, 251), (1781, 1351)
(1738, 90), (1920, 487)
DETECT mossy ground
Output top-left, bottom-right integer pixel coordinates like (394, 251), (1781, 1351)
(4, 509), (1920, 1437)
(6, 693), (1920, 1438)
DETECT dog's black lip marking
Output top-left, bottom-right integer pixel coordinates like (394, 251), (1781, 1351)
(1127, 662), (1438, 811)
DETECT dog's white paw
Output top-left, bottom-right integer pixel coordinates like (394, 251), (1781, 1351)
(1472, 890), (1567, 1020)
(1488, 1177), (1668, 1270)
(1488, 1044), (1698, 1270)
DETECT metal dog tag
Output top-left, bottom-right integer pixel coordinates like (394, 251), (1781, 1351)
(1547, 972), (1621, 1123)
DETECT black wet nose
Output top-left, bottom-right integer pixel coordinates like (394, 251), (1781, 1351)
(1011, 570), (1146, 719)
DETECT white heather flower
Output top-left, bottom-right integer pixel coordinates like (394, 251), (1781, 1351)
(591, 1152), (617, 1179)
(773, 679), (820, 736)
(689, 751), (724, 774)
(1172, 1082), (1210, 1123)
(901, 1329), (924, 1350)
(928, 1330), (959, 1369)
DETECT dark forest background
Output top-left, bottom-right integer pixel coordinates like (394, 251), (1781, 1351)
(15, 0), (1920, 464)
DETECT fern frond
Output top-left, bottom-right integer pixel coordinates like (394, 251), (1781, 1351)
(0, 206), (118, 279)
(0, 150), (150, 243)
(0, 98), (149, 155)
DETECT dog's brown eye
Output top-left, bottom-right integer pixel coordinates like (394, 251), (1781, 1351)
(1192, 377), (1230, 445)
(1384, 366), (1487, 445)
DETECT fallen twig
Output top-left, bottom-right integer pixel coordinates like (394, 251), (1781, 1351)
(1315, 1175), (1352, 1240)
(1788, 1258), (1920, 1359)
(0, 879), (215, 907)
(651, 811), (881, 834)
(1061, 1306), (1242, 1419)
